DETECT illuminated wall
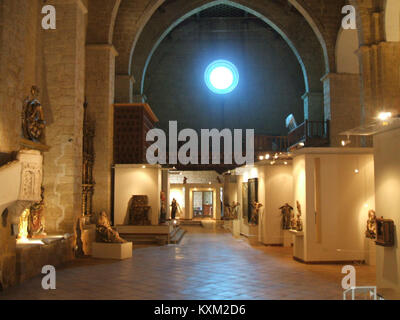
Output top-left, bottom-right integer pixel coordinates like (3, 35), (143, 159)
(374, 128), (400, 292)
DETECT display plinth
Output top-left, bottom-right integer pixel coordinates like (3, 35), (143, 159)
(283, 229), (293, 247)
(92, 242), (132, 260)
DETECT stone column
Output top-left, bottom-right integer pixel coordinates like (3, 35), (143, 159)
(322, 73), (361, 147)
(42, 0), (87, 233)
(302, 91), (324, 121)
(85, 44), (118, 214)
(115, 74), (134, 103)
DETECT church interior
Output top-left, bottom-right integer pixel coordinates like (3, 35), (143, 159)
(0, 0), (400, 301)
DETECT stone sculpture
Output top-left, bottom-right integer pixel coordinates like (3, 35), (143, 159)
(96, 211), (126, 243)
(279, 203), (293, 230)
(366, 209), (377, 239)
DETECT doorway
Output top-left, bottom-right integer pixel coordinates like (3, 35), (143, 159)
(193, 191), (214, 218)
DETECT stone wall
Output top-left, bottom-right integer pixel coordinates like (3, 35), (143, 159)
(42, 0), (87, 233)
(85, 45), (117, 214)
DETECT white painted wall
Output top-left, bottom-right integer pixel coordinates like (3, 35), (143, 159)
(292, 149), (375, 262)
(114, 165), (161, 226)
(261, 165), (293, 245)
(374, 128), (400, 292)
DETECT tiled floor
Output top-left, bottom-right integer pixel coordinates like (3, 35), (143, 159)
(0, 223), (375, 300)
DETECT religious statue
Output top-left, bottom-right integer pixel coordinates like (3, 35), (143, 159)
(250, 201), (263, 225)
(366, 209), (377, 239)
(295, 201), (303, 231)
(96, 211), (126, 243)
(183, 177), (188, 184)
(279, 203), (293, 230)
(22, 86), (46, 142)
(28, 186), (46, 238)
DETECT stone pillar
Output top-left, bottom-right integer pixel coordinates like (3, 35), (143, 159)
(358, 42), (400, 123)
(322, 73), (361, 147)
(115, 74), (134, 103)
(302, 91), (324, 121)
(85, 44), (118, 215)
(42, 0), (87, 233)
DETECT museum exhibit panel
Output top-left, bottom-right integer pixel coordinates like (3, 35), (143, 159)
(1, 0), (400, 301)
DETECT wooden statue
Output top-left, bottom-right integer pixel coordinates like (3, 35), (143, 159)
(28, 186), (46, 238)
(128, 195), (151, 225)
(295, 201), (303, 231)
(279, 203), (293, 230)
(365, 209), (376, 239)
(250, 201), (263, 225)
(22, 86), (46, 142)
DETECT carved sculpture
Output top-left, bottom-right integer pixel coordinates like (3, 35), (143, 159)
(28, 186), (46, 238)
(224, 201), (240, 220)
(250, 201), (263, 225)
(295, 201), (303, 231)
(22, 86), (46, 142)
(96, 211), (126, 243)
(365, 209), (376, 239)
(279, 203), (293, 230)
(128, 195), (151, 225)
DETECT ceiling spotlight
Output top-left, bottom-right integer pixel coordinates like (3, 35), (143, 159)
(274, 153), (279, 159)
(270, 161), (275, 165)
(299, 142), (305, 147)
(209, 182), (212, 185)
(265, 154), (270, 160)
(259, 156), (264, 161)
(284, 161), (288, 165)
(354, 169), (359, 174)
(142, 165), (146, 169)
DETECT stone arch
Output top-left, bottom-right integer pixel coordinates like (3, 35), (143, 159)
(130, 0), (326, 104)
(86, 0), (122, 44)
(336, 27), (360, 74)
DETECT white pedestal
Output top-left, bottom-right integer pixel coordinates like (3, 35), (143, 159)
(365, 238), (376, 266)
(283, 230), (293, 247)
(248, 225), (259, 245)
(92, 242), (133, 260)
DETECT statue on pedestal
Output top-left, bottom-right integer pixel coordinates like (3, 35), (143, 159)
(279, 203), (293, 230)
(170, 198), (182, 220)
(159, 191), (167, 224)
(22, 86), (46, 142)
(128, 195), (151, 225)
(366, 209), (377, 239)
(96, 211), (126, 243)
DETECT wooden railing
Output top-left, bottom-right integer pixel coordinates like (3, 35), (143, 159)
(288, 120), (330, 148)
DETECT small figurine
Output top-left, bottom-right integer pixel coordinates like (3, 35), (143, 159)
(183, 177), (187, 184)
(279, 203), (293, 230)
(96, 211), (126, 243)
(366, 209), (377, 239)
(28, 187), (46, 238)
(250, 201), (263, 225)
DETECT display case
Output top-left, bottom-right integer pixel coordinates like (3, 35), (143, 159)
(375, 217), (395, 247)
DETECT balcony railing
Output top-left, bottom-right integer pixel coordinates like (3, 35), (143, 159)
(288, 120), (330, 148)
